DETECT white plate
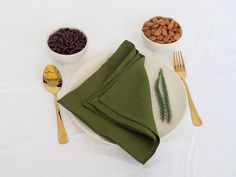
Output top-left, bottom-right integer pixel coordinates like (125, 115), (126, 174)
(67, 54), (187, 144)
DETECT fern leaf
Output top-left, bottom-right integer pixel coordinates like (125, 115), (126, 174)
(160, 69), (172, 123)
(154, 70), (165, 121)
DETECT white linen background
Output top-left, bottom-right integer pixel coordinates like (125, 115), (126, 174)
(0, 0), (235, 177)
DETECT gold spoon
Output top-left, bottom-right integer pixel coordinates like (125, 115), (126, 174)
(43, 64), (68, 144)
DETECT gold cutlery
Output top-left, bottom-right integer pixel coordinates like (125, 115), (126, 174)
(173, 51), (203, 126)
(43, 64), (69, 143)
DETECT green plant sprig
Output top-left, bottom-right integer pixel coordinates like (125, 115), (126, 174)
(155, 71), (165, 121)
(154, 68), (172, 123)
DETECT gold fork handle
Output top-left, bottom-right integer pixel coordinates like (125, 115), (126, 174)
(181, 78), (203, 126)
(54, 94), (69, 144)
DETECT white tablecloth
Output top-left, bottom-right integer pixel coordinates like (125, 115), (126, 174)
(0, 0), (235, 176)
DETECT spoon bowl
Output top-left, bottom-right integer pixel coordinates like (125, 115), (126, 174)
(43, 64), (62, 94)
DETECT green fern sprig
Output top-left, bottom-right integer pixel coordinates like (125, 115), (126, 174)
(154, 71), (165, 121)
(160, 69), (172, 123)
(155, 68), (172, 123)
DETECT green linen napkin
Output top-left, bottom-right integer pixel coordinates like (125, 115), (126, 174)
(58, 40), (160, 164)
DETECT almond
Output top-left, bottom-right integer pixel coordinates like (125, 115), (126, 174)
(174, 22), (179, 28)
(162, 28), (168, 36)
(170, 36), (175, 41)
(160, 20), (166, 26)
(151, 17), (158, 22)
(156, 19), (162, 24)
(144, 21), (153, 27)
(142, 26), (149, 31)
(156, 35), (164, 40)
(173, 33), (181, 40)
(149, 35), (157, 41)
(163, 35), (170, 42)
(169, 31), (175, 36)
(165, 19), (170, 25)
(151, 29), (156, 35)
(156, 40), (165, 44)
(168, 39), (174, 43)
(172, 28), (178, 32)
(154, 28), (162, 36)
(144, 30), (151, 37)
(151, 24), (159, 29)
(168, 23), (174, 30)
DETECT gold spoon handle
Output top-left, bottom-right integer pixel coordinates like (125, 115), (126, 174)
(181, 78), (203, 126)
(54, 94), (69, 144)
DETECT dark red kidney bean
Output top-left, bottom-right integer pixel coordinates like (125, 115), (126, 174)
(65, 41), (70, 46)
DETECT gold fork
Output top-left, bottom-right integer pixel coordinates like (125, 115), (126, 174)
(173, 51), (203, 126)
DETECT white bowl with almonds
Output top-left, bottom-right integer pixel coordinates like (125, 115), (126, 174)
(141, 16), (183, 52)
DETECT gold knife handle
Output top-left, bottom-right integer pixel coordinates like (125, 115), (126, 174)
(181, 78), (203, 126)
(54, 94), (69, 144)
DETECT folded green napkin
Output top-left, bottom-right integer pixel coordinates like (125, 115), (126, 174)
(58, 40), (160, 164)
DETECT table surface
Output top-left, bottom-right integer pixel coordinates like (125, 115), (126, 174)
(0, 0), (235, 177)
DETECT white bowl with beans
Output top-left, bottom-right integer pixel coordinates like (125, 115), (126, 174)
(141, 16), (183, 52)
(47, 27), (88, 64)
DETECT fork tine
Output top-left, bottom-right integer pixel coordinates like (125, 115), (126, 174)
(175, 52), (179, 68)
(175, 51), (179, 68)
(180, 51), (185, 68)
(177, 51), (182, 68)
(179, 51), (184, 68)
(173, 52), (177, 69)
